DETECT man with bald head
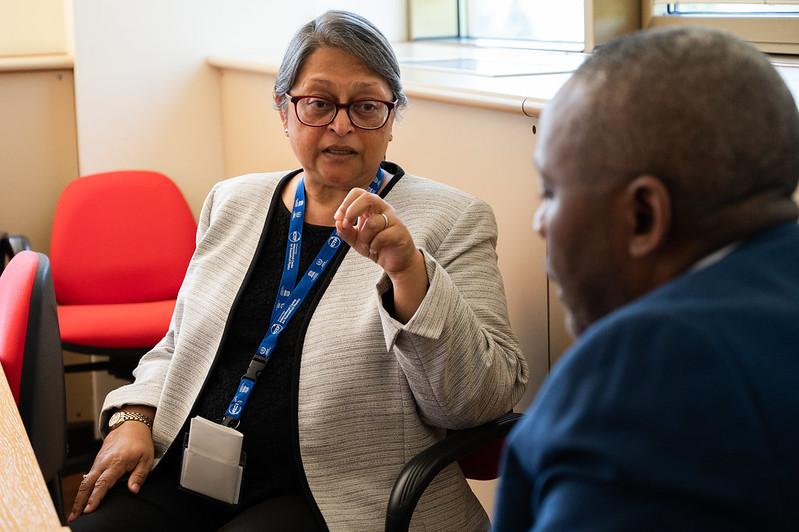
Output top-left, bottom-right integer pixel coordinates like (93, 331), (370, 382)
(494, 27), (799, 531)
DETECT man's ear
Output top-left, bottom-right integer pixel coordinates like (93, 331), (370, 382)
(624, 175), (672, 258)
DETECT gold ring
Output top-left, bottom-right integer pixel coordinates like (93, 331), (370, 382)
(380, 212), (390, 230)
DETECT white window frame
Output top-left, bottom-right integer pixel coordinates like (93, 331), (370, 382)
(644, 1), (799, 54)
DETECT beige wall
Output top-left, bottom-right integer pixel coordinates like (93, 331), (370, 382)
(0, 0), (70, 57)
(0, 69), (94, 423)
(0, 69), (78, 252)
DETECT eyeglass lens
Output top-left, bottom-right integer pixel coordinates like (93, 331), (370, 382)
(296, 98), (390, 129)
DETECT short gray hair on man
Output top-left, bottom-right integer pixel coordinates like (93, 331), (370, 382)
(560, 26), (799, 229)
(274, 10), (407, 111)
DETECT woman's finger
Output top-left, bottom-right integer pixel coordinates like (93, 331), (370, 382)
(334, 218), (358, 246)
(68, 470), (98, 522)
(368, 226), (419, 274)
(337, 207), (396, 258)
(338, 190), (385, 227)
(334, 188), (369, 224)
(355, 211), (392, 254)
(83, 464), (126, 514)
(127, 455), (154, 494)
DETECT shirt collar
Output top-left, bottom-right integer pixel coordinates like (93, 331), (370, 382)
(689, 242), (738, 272)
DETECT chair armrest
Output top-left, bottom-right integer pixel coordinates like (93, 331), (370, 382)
(385, 412), (521, 532)
(1, 233), (31, 259)
(1, 233), (31, 276)
(8, 234), (32, 254)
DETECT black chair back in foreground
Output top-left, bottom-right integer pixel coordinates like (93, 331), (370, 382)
(385, 412), (521, 532)
(0, 251), (67, 523)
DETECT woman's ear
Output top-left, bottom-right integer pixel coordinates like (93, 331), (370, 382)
(276, 95), (289, 130)
(624, 175), (672, 258)
(385, 114), (395, 143)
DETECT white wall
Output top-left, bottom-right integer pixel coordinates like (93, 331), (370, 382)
(215, 0), (407, 58)
(72, 0), (407, 217)
(72, 0), (226, 215)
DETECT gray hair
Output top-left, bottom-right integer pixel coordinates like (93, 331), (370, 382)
(274, 10), (407, 110)
(560, 27), (799, 227)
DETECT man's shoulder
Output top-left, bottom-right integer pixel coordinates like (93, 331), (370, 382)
(568, 301), (712, 368)
(575, 221), (799, 358)
(534, 297), (727, 427)
(537, 223), (799, 427)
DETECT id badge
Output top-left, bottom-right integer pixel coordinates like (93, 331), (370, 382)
(179, 416), (246, 505)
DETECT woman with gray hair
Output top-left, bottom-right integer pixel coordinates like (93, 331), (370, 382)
(70, 10), (526, 531)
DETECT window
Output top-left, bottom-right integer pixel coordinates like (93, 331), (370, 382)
(667, 2), (799, 14)
(461, 0), (584, 50)
(647, 1), (799, 53)
(409, 0), (585, 52)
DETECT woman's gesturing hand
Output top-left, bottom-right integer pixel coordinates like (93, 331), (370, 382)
(334, 188), (416, 275)
(68, 418), (155, 523)
(335, 188), (429, 322)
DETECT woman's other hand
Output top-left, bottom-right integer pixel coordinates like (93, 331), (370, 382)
(68, 408), (155, 523)
(335, 188), (428, 322)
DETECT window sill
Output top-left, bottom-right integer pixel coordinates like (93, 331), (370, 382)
(209, 42), (588, 117)
(208, 41), (799, 116)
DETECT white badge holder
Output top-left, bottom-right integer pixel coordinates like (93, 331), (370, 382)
(179, 416), (246, 505)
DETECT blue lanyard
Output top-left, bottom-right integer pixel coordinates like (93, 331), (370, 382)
(222, 169), (385, 426)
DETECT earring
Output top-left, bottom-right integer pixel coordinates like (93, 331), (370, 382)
(284, 128), (289, 137)
(389, 134), (393, 141)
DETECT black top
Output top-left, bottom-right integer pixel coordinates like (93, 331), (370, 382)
(160, 199), (336, 506)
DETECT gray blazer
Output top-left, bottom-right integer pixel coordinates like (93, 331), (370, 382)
(101, 168), (528, 531)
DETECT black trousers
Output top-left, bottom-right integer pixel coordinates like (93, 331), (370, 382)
(69, 460), (324, 532)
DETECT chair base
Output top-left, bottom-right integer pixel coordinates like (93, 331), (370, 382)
(63, 421), (102, 476)
(62, 343), (147, 380)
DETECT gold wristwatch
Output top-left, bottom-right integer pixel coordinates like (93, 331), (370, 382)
(108, 410), (154, 431)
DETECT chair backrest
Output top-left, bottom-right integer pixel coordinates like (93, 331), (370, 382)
(0, 251), (66, 483)
(50, 170), (197, 305)
(0, 251), (37, 402)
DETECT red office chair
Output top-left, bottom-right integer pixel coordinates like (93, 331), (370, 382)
(385, 412), (521, 532)
(0, 251), (67, 522)
(50, 170), (196, 379)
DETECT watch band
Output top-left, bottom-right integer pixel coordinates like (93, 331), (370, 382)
(110, 411), (154, 430)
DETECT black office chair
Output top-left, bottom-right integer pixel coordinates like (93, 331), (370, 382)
(385, 411), (521, 532)
(0, 251), (67, 523)
(0, 232), (32, 275)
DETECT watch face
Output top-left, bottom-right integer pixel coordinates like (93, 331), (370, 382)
(109, 412), (124, 427)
